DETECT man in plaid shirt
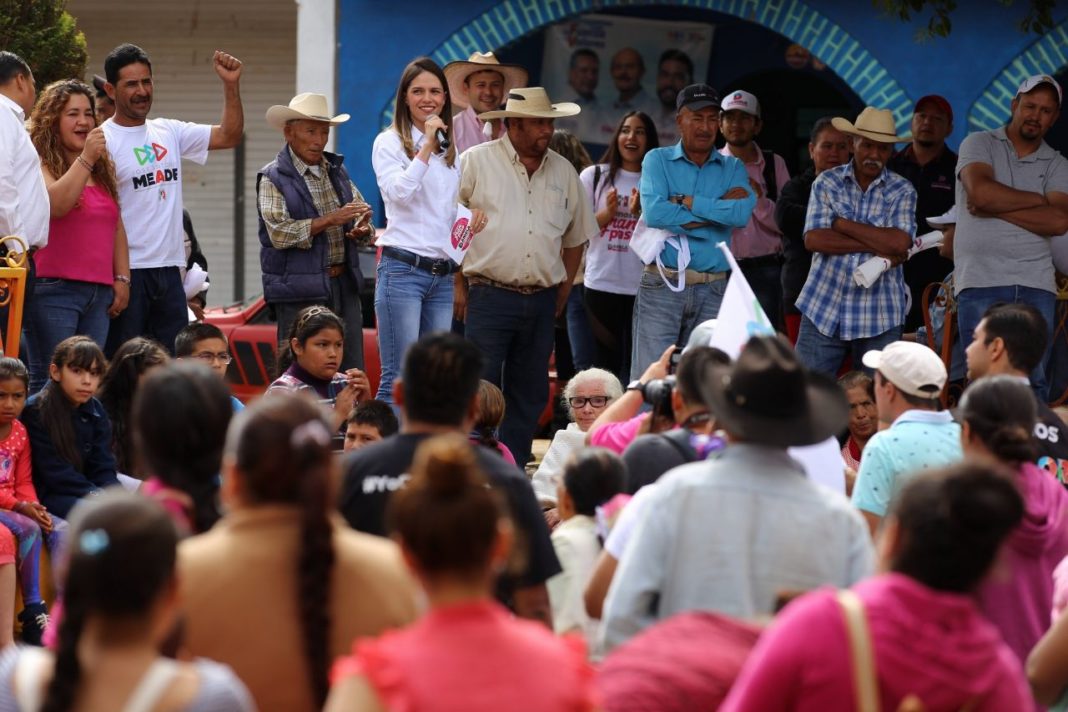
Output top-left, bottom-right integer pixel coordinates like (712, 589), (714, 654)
(795, 107), (917, 375)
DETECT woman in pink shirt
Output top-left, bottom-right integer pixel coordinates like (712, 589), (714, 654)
(721, 461), (1031, 711)
(27, 79), (129, 393)
(326, 434), (597, 712)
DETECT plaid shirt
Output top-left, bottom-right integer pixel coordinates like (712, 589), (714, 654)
(258, 147), (369, 266)
(795, 162), (916, 340)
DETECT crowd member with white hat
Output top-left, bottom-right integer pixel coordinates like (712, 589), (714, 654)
(794, 106), (917, 376)
(458, 87), (599, 468)
(371, 57), (489, 404)
(444, 51), (528, 154)
(258, 92), (373, 371)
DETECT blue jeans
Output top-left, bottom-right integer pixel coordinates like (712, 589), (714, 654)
(630, 271), (728, 381)
(0, 511), (66, 605)
(373, 254), (454, 403)
(105, 267), (187, 358)
(795, 315), (903, 376)
(24, 279), (113, 393)
(465, 285), (556, 467)
(566, 285), (596, 372)
(956, 286), (1056, 401)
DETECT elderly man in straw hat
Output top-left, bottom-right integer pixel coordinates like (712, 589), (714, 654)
(457, 87), (599, 467)
(444, 51), (528, 154)
(257, 93), (374, 370)
(794, 107), (917, 376)
(601, 335), (873, 652)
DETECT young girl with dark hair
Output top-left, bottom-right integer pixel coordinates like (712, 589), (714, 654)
(579, 111), (659, 380)
(959, 375), (1068, 675)
(0, 357), (63, 644)
(179, 394), (416, 712)
(135, 362), (234, 535)
(326, 434), (597, 712)
(721, 462), (1032, 711)
(470, 379), (516, 465)
(268, 305), (371, 431)
(0, 490), (254, 711)
(97, 336), (169, 477)
(21, 336), (119, 519)
(372, 57), (487, 404)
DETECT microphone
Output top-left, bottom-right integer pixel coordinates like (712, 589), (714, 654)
(435, 127), (450, 151)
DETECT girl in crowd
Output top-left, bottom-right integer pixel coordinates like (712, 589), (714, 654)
(0, 490), (254, 711)
(838, 371), (877, 472)
(21, 336), (118, 519)
(325, 434), (596, 711)
(471, 380), (516, 465)
(268, 305), (370, 432)
(179, 395), (417, 712)
(0, 358), (60, 644)
(960, 376), (1068, 671)
(98, 336), (168, 477)
(548, 449), (624, 649)
(372, 57), (485, 404)
(721, 463), (1032, 710)
(533, 368), (622, 508)
(579, 112), (659, 381)
(135, 362), (234, 536)
(26, 80), (129, 393)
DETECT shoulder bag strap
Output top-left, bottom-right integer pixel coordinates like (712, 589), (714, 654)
(762, 149), (778, 201)
(836, 589), (880, 712)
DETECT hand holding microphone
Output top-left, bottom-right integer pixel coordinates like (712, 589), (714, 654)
(425, 114), (449, 152)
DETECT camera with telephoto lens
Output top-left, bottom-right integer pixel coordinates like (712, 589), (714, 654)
(639, 376), (676, 422)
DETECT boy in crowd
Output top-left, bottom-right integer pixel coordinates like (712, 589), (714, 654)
(343, 400), (399, 452)
(174, 323), (244, 412)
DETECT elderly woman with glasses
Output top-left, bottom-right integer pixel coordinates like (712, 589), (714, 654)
(532, 368), (622, 508)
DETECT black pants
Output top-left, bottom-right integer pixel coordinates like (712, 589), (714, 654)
(584, 287), (635, 383)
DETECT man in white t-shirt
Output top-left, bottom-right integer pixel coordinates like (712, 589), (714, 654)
(101, 43), (244, 356)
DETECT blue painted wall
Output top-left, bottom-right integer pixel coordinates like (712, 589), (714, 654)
(339, 0), (1068, 218)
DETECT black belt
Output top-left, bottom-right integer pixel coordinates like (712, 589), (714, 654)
(382, 246), (459, 276)
(736, 253), (783, 269)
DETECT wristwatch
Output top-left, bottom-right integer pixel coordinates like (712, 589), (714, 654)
(626, 379), (644, 392)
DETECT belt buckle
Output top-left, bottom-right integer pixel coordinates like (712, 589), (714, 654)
(430, 261), (448, 277)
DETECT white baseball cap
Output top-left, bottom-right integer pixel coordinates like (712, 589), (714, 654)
(720, 90), (761, 118)
(862, 342), (947, 398)
(1017, 74), (1062, 105)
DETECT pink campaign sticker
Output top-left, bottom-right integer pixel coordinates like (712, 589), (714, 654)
(451, 218), (473, 251)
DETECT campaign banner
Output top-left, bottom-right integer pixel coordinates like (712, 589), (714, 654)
(445, 204), (476, 264)
(542, 13), (714, 147)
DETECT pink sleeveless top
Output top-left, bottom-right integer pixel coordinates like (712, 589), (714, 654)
(35, 183), (118, 285)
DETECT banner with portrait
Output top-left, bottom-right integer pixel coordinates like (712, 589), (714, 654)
(542, 14), (714, 148)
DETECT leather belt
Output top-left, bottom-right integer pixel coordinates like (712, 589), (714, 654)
(643, 264), (728, 284)
(736, 253), (783, 269)
(467, 276), (552, 295)
(382, 246), (460, 276)
(326, 264), (345, 278)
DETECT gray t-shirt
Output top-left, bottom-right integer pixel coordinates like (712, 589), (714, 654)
(954, 126), (1068, 294)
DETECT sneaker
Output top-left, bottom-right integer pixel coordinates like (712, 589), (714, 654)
(18, 602), (48, 646)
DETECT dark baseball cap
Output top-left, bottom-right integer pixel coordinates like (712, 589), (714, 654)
(676, 84), (720, 112)
(914, 94), (953, 124)
(92, 75), (107, 96)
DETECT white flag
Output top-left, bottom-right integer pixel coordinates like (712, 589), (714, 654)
(707, 242), (775, 359)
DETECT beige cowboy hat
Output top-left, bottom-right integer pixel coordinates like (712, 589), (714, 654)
(444, 52), (529, 111)
(831, 107), (910, 144)
(266, 93), (350, 131)
(477, 87), (580, 120)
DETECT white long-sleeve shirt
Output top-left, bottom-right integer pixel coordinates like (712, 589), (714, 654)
(0, 94), (48, 250)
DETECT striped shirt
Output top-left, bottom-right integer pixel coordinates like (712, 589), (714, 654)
(796, 162), (916, 340)
(258, 146), (369, 267)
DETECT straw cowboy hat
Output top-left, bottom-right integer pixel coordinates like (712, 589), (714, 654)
(477, 87), (580, 120)
(831, 107), (910, 144)
(444, 51), (529, 111)
(266, 93), (350, 131)
(700, 335), (849, 448)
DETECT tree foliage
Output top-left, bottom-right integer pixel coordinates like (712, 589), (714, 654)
(874, 0), (1057, 40)
(0, 0), (88, 88)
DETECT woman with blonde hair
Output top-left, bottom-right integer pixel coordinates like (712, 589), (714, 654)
(27, 79), (130, 393)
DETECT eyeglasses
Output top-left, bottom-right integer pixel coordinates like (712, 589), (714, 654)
(568, 396), (609, 409)
(193, 352), (232, 365)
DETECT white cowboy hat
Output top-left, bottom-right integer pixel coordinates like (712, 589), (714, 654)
(266, 93), (350, 131)
(831, 107), (910, 144)
(444, 52), (529, 111)
(477, 87), (580, 120)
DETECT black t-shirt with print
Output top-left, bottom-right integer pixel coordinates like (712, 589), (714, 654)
(338, 433), (562, 591)
(1034, 401), (1068, 484)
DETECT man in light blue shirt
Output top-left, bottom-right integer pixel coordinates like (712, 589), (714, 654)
(601, 336), (873, 653)
(852, 341), (961, 534)
(632, 84), (755, 380)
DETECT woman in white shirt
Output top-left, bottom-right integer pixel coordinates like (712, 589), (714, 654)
(371, 57), (486, 403)
(579, 112), (659, 382)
